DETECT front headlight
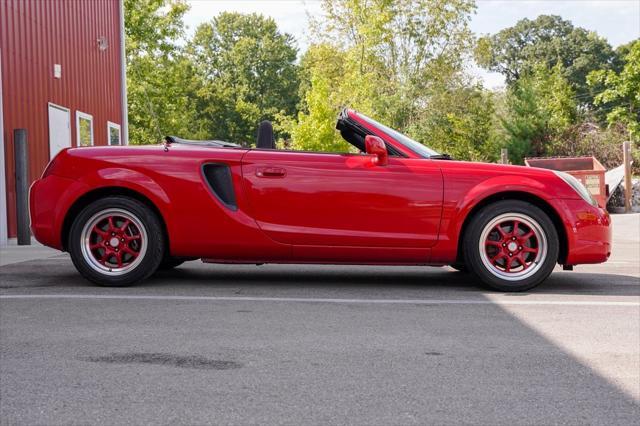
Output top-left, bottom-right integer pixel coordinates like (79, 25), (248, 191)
(554, 171), (598, 207)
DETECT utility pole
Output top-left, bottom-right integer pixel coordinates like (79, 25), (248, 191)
(623, 141), (632, 213)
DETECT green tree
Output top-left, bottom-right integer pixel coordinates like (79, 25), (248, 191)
(288, 0), (478, 151)
(187, 13), (299, 145)
(499, 64), (576, 163)
(317, 0), (475, 127)
(588, 40), (640, 139)
(125, 0), (187, 59)
(278, 44), (352, 152)
(476, 15), (617, 106)
(408, 84), (498, 161)
(124, 0), (200, 144)
(286, 73), (352, 152)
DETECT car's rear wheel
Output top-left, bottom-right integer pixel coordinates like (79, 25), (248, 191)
(68, 196), (164, 286)
(463, 200), (559, 292)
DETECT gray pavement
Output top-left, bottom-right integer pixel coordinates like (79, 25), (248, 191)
(0, 237), (60, 267)
(1, 215), (639, 425)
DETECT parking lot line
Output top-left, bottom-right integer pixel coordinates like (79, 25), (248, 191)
(0, 294), (638, 306)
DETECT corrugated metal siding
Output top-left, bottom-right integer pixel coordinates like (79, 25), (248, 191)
(1, 0), (123, 237)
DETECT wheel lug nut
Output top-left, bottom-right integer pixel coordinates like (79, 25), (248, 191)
(105, 242), (109, 246)
(121, 238), (125, 242)
(509, 253), (513, 256)
(502, 243), (506, 247)
(519, 246), (522, 250)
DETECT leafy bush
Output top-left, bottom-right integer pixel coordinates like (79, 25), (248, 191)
(549, 122), (639, 174)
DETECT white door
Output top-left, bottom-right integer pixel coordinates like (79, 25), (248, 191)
(48, 103), (71, 159)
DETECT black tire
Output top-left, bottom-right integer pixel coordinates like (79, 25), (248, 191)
(68, 196), (164, 286)
(158, 257), (185, 270)
(463, 200), (559, 292)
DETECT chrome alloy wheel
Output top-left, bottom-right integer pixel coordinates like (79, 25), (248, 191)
(80, 208), (148, 276)
(478, 213), (547, 281)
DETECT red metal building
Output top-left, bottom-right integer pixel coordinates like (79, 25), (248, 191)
(0, 0), (128, 244)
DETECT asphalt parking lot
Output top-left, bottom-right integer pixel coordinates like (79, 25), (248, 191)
(1, 214), (639, 425)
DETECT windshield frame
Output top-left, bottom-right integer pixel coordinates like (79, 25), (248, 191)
(349, 111), (440, 159)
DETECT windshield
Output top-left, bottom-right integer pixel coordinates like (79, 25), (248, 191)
(356, 113), (440, 158)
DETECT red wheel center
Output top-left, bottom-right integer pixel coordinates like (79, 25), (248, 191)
(485, 219), (539, 273)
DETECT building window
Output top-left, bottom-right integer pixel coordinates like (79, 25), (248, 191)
(76, 111), (93, 147)
(107, 121), (121, 145)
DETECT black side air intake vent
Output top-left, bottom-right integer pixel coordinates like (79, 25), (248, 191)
(202, 164), (237, 210)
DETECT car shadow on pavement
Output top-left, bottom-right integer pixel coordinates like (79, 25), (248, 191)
(1, 258), (638, 297)
(144, 263), (640, 296)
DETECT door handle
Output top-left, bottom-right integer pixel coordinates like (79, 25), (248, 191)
(256, 167), (286, 178)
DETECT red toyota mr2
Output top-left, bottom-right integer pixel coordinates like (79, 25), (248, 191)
(30, 109), (611, 291)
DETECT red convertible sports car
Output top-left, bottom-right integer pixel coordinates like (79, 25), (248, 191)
(30, 109), (611, 291)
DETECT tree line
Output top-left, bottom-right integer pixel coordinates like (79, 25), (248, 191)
(125, 0), (639, 169)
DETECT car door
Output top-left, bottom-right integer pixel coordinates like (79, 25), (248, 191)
(241, 149), (443, 249)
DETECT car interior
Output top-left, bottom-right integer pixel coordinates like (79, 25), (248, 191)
(168, 112), (400, 156)
(252, 118), (376, 155)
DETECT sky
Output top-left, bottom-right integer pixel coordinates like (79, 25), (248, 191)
(183, 0), (640, 88)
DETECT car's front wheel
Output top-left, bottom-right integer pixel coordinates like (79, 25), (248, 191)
(463, 200), (559, 292)
(68, 196), (164, 286)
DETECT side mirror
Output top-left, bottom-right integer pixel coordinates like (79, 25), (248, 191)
(364, 135), (388, 166)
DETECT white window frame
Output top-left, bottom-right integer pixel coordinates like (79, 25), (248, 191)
(75, 111), (94, 147)
(107, 121), (122, 146)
